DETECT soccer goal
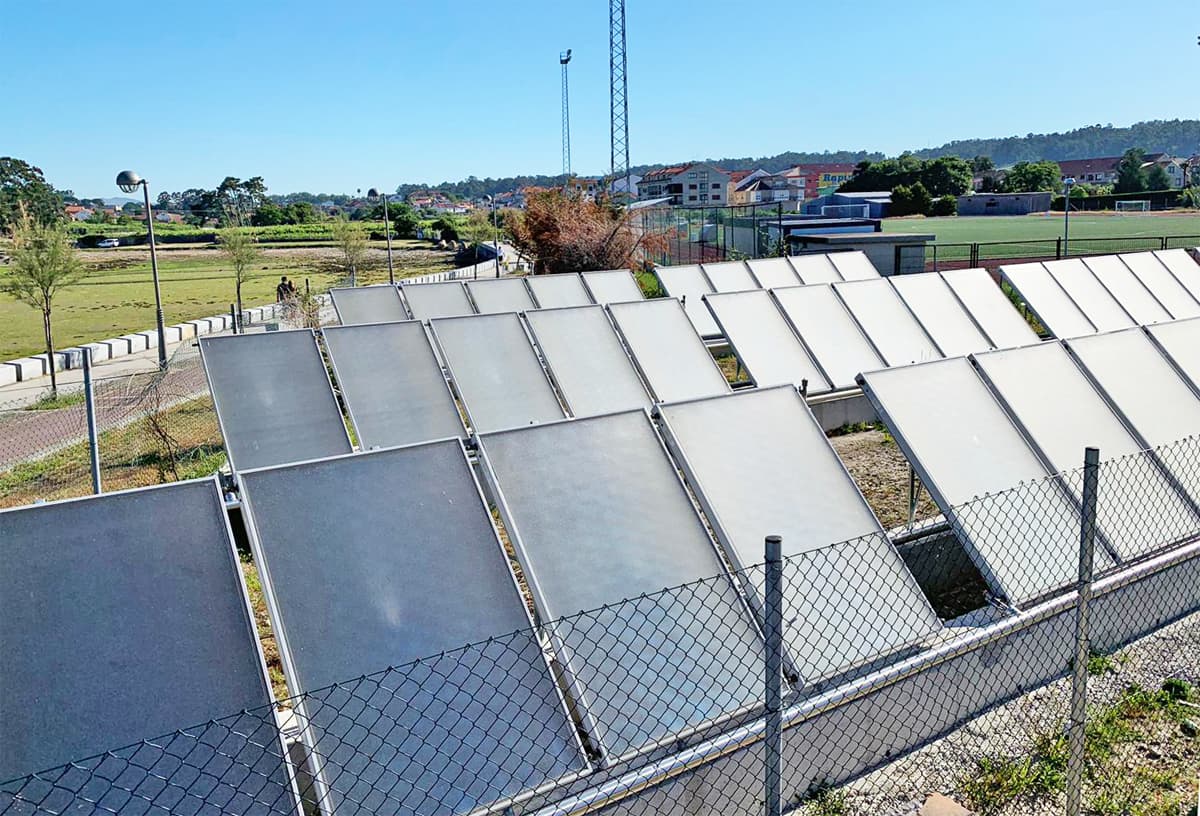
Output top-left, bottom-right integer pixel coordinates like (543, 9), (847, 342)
(820, 204), (871, 219)
(1115, 200), (1151, 214)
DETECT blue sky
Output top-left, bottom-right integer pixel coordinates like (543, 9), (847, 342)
(5, 0), (1197, 197)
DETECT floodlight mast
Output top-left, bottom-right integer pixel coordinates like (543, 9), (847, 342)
(115, 170), (167, 369)
(560, 49), (572, 186)
(368, 188), (395, 285)
(1063, 177), (1076, 258)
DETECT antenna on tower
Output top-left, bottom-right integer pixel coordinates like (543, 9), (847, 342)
(560, 49), (572, 187)
(609, 0), (630, 198)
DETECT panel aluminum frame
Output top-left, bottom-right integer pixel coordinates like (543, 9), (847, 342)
(399, 280), (476, 321)
(1042, 259), (1135, 332)
(238, 442), (590, 816)
(771, 284), (885, 390)
(580, 269), (643, 304)
(330, 284), (409, 326)
(652, 265), (721, 337)
(1081, 255), (1171, 326)
(999, 263), (1096, 339)
(322, 320), (466, 448)
(890, 272), (993, 357)
(526, 273), (594, 309)
(939, 268), (1040, 350)
(523, 305), (652, 417)
(656, 386), (942, 684)
(702, 290), (831, 393)
(476, 411), (765, 764)
(606, 298), (731, 403)
(429, 312), (565, 434)
(1118, 252), (1200, 319)
(199, 330), (352, 473)
(745, 257), (801, 289)
(466, 277), (537, 314)
(833, 279), (944, 366)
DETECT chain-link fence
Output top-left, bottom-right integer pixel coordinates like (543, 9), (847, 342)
(926, 235), (1200, 272)
(3, 437), (1198, 816)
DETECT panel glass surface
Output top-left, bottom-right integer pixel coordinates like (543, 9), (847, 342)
(330, 285), (409, 326)
(890, 273), (993, 357)
(659, 388), (940, 681)
(607, 299), (730, 402)
(654, 265), (721, 336)
(0, 481), (285, 805)
(323, 321), (465, 448)
(1146, 317), (1200, 391)
(746, 257), (801, 289)
(200, 331), (351, 471)
(479, 412), (763, 760)
(240, 442), (586, 816)
(860, 358), (1091, 603)
(1043, 259), (1135, 331)
(581, 269), (643, 304)
(527, 273), (594, 308)
(524, 305), (651, 416)
(772, 285), (884, 389)
(1081, 255), (1171, 325)
(704, 291), (830, 392)
(828, 251), (880, 280)
(974, 342), (1199, 559)
(1153, 249), (1200, 303)
(431, 313), (564, 433)
(789, 254), (842, 284)
(940, 268), (1039, 349)
(700, 260), (757, 292)
(834, 279), (943, 366)
(401, 281), (475, 321)
(1118, 253), (1200, 319)
(466, 278), (537, 314)
(999, 263), (1095, 338)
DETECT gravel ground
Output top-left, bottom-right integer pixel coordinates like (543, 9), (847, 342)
(830, 429), (941, 530)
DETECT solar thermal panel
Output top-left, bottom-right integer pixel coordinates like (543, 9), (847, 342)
(939, 268), (1039, 349)
(654, 265), (721, 337)
(890, 273), (993, 357)
(1153, 249), (1200, 304)
(746, 257), (801, 289)
(1145, 317), (1200, 393)
(607, 299), (730, 402)
(771, 285), (884, 390)
(527, 273), (594, 308)
(703, 290), (830, 392)
(330, 285), (409, 326)
(1042, 259), (1135, 332)
(828, 250), (880, 280)
(999, 263), (1095, 338)
(466, 278), (537, 314)
(400, 281), (475, 321)
(833, 279), (943, 366)
(1081, 255), (1170, 325)
(700, 260), (757, 292)
(581, 269), (643, 304)
(789, 254), (842, 284)
(1118, 253), (1200, 319)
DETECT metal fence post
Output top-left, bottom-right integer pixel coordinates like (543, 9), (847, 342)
(230, 303), (238, 335)
(1065, 446), (1099, 816)
(82, 348), (102, 495)
(764, 534), (783, 816)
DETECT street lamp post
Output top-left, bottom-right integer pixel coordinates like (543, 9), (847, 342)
(116, 170), (167, 369)
(1062, 176), (1076, 258)
(485, 195), (500, 277)
(368, 188), (395, 285)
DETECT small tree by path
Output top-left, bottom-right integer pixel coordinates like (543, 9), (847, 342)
(218, 228), (261, 331)
(330, 216), (367, 285)
(2, 203), (86, 397)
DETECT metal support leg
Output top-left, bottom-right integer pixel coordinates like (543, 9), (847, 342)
(83, 348), (101, 495)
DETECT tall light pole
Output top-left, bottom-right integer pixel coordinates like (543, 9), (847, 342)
(1062, 176), (1076, 258)
(116, 170), (167, 369)
(560, 49), (572, 186)
(485, 195), (500, 277)
(368, 188), (395, 285)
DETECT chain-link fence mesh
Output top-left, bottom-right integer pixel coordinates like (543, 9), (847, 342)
(3, 436), (1198, 816)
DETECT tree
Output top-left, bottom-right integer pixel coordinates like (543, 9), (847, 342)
(251, 200), (287, 226)
(0, 157), (64, 229)
(389, 202), (421, 238)
(2, 204), (86, 396)
(921, 157), (973, 197)
(890, 182), (933, 217)
(970, 156), (995, 173)
(1002, 160), (1062, 192)
(329, 216), (368, 285)
(1114, 148), (1148, 194)
(929, 195), (958, 217)
(218, 229), (261, 330)
(284, 201), (318, 224)
(1144, 163), (1172, 191)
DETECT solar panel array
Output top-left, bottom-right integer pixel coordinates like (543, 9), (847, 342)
(860, 317), (1200, 605)
(1001, 251), (1200, 338)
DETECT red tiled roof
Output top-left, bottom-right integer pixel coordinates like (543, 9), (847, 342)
(1056, 157), (1122, 176)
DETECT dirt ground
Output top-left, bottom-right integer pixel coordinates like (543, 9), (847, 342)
(831, 429), (941, 530)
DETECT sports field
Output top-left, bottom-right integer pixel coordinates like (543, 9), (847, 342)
(883, 212), (1200, 244)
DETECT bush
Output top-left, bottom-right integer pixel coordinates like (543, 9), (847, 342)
(929, 195), (957, 217)
(891, 182), (933, 217)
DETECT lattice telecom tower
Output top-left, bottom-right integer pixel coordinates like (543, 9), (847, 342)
(560, 49), (572, 183)
(609, 0), (630, 194)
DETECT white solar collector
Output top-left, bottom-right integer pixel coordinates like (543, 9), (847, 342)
(0, 480), (288, 804)
(1145, 317), (1200, 393)
(657, 387), (941, 682)
(772, 284), (885, 390)
(700, 260), (758, 293)
(401, 280), (476, 321)
(1153, 249), (1200, 304)
(199, 331), (352, 472)
(999, 263), (1095, 338)
(789, 253), (842, 284)
(745, 257), (801, 289)
(703, 290), (831, 393)
(890, 272), (993, 357)
(939, 268), (1040, 350)
(466, 278), (537, 314)
(478, 411), (764, 762)
(859, 357), (1093, 604)
(330, 284), (409, 326)
(323, 321), (465, 448)
(430, 313), (565, 433)
(527, 273), (594, 308)
(524, 305), (652, 416)
(239, 442), (588, 816)
(974, 342), (1200, 560)
(607, 299), (730, 402)
(828, 250), (880, 281)
(1042, 259), (1135, 332)
(1081, 255), (1171, 325)
(1118, 252), (1200, 319)
(580, 269), (643, 304)
(833, 279), (943, 366)
(653, 264), (721, 337)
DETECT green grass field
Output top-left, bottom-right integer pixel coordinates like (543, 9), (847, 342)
(0, 240), (455, 360)
(883, 212), (1200, 244)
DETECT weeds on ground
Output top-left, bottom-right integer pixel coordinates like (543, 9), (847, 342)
(22, 391), (87, 411)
